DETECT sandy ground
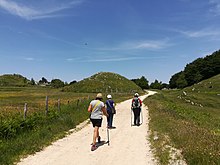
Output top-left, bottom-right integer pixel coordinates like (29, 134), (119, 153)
(18, 91), (157, 165)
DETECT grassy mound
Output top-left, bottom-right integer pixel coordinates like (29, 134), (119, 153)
(63, 72), (143, 93)
(0, 74), (30, 87)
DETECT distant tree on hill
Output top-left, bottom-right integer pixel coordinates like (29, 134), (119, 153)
(169, 49), (220, 88)
(131, 76), (149, 89)
(30, 78), (36, 85)
(69, 80), (77, 85)
(39, 77), (48, 84)
(169, 71), (188, 89)
(161, 83), (169, 89)
(51, 79), (64, 88)
(150, 79), (163, 89)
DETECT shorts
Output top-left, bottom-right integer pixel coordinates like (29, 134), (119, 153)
(90, 118), (102, 127)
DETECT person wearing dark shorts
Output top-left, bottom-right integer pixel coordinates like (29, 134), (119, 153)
(90, 118), (102, 127)
(88, 93), (108, 151)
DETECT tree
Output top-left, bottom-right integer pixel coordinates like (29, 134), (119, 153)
(69, 80), (77, 85)
(150, 79), (163, 89)
(51, 79), (64, 88)
(169, 49), (220, 88)
(39, 77), (48, 84)
(161, 83), (169, 89)
(131, 76), (149, 89)
(184, 58), (204, 86)
(30, 78), (36, 85)
(169, 71), (182, 89)
(169, 71), (188, 89)
(176, 73), (188, 89)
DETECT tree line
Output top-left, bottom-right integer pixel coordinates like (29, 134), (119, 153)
(30, 77), (77, 88)
(2, 49), (219, 90)
(131, 76), (169, 90)
(169, 49), (220, 89)
(131, 49), (220, 90)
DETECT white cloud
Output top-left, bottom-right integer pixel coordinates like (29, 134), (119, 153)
(133, 40), (169, 49)
(66, 57), (82, 62)
(24, 57), (34, 61)
(86, 56), (146, 62)
(122, 39), (171, 50)
(0, 0), (83, 20)
(97, 39), (171, 51)
(179, 28), (220, 39)
(209, 0), (220, 15)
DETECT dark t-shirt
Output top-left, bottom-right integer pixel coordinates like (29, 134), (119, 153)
(106, 99), (114, 113)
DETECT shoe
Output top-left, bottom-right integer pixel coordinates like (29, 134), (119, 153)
(91, 145), (97, 151)
(98, 136), (101, 143)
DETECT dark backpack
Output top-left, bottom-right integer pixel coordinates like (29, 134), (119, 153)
(133, 97), (140, 108)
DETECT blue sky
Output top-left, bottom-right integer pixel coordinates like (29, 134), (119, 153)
(0, 0), (220, 83)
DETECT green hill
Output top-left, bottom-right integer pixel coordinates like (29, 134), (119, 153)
(0, 74), (30, 87)
(63, 72), (143, 93)
(144, 74), (220, 164)
(184, 74), (220, 93)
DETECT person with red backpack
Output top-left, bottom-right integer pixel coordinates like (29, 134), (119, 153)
(131, 93), (142, 126)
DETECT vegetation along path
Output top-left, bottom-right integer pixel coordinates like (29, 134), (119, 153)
(18, 91), (157, 165)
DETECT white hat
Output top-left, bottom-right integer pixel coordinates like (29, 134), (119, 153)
(107, 94), (112, 99)
(134, 93), (139, 97)
(96, 93), (103, 99)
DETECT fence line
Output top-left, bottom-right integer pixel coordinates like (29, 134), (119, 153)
(20, 96), (91, 119)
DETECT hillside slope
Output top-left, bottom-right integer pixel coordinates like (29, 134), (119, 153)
(144, 74), (220, 164)
(185, 74), (220, 93)
(0, 74), (30, 87)
(63, 72), (143, 93)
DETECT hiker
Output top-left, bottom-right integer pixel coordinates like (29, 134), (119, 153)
(88, 93), (108, 151)
(131, 93), (142, 126)
(106, 94), (116, 128)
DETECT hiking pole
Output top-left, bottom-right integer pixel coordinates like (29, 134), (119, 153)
(107, 127), (110, 146)
(131, 108), (132, 127)
(141, 108), (143, 125)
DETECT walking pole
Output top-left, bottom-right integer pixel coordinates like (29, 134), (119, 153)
(107, 127), (110, 146)
(131, 108), (132, 127)
(141, 108), (143, 125)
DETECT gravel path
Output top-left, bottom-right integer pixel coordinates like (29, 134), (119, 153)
(18, 91), (157, 165)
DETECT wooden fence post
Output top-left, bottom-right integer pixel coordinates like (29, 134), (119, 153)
(77, 99), (79, 110)
(58, 98), (60, 112)
(45, 96), (48, 115)
(24, 103), (28, 119)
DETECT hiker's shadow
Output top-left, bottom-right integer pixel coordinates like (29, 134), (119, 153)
(96, 140), (108, 148)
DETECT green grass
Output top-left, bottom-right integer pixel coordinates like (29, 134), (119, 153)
(144, 75), (220, 164)
(0, 100), (90, 165)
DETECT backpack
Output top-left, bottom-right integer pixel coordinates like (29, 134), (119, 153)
(133, 97), (140, 108)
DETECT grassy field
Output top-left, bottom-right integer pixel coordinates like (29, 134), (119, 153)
(144, 75), (220, 164)
(0, 86), (133, 165)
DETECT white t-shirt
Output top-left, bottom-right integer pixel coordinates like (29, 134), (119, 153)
(90, 100), (105, 119)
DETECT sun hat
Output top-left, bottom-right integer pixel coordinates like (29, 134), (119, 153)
(107, 94), (112, 99)
(96, 93), (103, 99)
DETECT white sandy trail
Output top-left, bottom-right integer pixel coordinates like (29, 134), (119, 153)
(18, 91), (157, 165)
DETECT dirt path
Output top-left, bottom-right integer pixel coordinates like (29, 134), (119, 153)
(18, 91), (157, 165)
